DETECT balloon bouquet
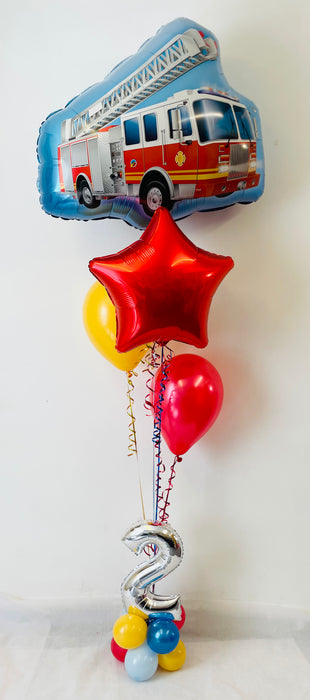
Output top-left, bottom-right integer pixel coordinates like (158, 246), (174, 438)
(83, 207), (233, 680)
(37, 16), (264, 683)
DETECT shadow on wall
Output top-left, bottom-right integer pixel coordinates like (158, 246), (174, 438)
(197, 222), (306, 452)
(184, 513), (245, 612)
(223, 25), (307, 208)
(199, 350), (265, 454)
(181, 201), (244, 242)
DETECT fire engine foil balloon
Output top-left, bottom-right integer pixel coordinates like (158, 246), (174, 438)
(37, 17), (264, 230)
(121, 521), (183, 620)
(89, 207), (234, 352)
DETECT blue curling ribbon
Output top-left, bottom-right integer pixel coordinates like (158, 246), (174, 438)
(152, 346), (170, 523)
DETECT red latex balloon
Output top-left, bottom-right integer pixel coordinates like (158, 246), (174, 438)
(110, 637), (127, 662)
(89, 208), (233, 352)
(153, 354), (224, 455)
(174, 605), (186, 630)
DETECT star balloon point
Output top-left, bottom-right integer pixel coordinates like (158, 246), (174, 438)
(89, 208), (234, 352)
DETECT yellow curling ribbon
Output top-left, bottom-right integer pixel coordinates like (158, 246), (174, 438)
(127, 370), (138, 458)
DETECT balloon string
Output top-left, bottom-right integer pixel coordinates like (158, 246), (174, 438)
(126, 370), (138, 458)
(142, 342), (160, 524)
(126, 370), (146, 521)
(138, 473), (146, 521)
(152, 347), (164, 523)
(143, 342), (160, 416)
(142, 344), (174, 554)
(153, 347), (172, 523)
(158, 455), (182, 524)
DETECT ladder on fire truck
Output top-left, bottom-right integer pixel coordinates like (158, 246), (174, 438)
(61, 28), (217, 143)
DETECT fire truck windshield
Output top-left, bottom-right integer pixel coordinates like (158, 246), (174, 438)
(193, 98), (238, 143)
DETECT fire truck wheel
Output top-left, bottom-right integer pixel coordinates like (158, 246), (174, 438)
(77, 179), (100, 209)
(140, 180), (172, 217)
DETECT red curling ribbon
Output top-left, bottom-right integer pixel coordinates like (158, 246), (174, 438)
(158, 456), (182, 524)
(153, 351), (171, 521)
(143, 342), (160, 415)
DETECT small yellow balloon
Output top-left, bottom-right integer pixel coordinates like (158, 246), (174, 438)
(83, 282), (147, 371)
(158, 639), (186, 671)
(128, 605), (148, 620)
(113, 614), (147, 650)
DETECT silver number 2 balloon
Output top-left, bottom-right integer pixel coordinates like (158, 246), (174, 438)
(121, 521), (183, 620)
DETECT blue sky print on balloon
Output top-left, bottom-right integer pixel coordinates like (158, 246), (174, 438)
(37, 17), (264, 229)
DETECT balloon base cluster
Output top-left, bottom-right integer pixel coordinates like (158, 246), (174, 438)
(111, 606), (186, 681)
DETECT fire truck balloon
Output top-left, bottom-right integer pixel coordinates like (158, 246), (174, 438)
(37, 18), (264, 229)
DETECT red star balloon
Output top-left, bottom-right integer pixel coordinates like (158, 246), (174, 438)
(89, 208), (234, 352)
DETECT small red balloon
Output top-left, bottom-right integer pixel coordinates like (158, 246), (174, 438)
(174, 606), (186, 630)
(153, 354), (224, 455)
(110, 637), (127, 662)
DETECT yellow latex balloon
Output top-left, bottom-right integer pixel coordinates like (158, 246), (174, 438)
(158, 639), (186, 671)
(83, 282), (147, 371)
(128, 605), (148, 620)
(113, 614), (147, 650)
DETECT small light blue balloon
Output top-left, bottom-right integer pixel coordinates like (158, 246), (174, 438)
(125, 641), (158, 682)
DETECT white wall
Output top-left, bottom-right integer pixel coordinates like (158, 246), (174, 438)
(1, 0), (310, 608)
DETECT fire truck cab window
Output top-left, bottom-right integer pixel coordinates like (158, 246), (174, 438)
(143, 113), (158, 142)
(193, 99), (238, 143)
(233, 106), (255, 141)
(124, 118), (140, 146)
(168, 106), (192, 139)
(179, 106), (192, 137)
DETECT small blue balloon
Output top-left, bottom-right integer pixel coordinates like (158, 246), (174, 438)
(147, 619), (179, 654)
(125, 641), (158, 682)
(148, 612), (174, 621)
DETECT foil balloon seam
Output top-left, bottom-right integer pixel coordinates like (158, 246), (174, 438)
(126, 370), (138, 457)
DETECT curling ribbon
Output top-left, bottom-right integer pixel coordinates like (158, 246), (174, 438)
(143, 342), (160, 415)
(152, 347), (172, 522)
(126, 369), (147, 521)
(126, 370), (138, 457)
(158, 456), (182, 524)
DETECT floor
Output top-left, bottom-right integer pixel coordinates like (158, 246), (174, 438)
(1, 595), (310, 700)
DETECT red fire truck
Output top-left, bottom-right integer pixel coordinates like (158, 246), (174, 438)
(58, 29), (260, 215)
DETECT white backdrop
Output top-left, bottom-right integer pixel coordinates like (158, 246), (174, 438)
(1, 0), (309, 609)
